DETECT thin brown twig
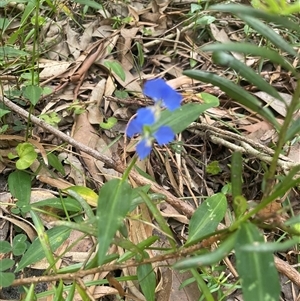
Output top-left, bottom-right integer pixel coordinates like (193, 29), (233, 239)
(10, 238), (215, 287)
(274, 256), (300, 287)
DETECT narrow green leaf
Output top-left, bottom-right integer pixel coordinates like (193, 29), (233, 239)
(65, 282), (76, 301)
(8, 170), (31, 205)
(240, 237), (300, 252)
(183, 70), (280, 130)
(285, 215), (300, 227)
(24, 85), (43, 106)
(47, 152), (65, 175)
(231, 152), (243, 199)
(16, 226), (71, 272)
(235, 223), (280, 301)
(174, 233), (237, 269)
(231, 152), (247, 218)
(209, 4), (300, 34)
(268, 164), (300, 203)
(0, 46), (29, 58)
(240, 15), (297, 56)
(118, 236), (159, 263)
(0, 272), (15, 287)
(137, 252), (156, 301)
(97, 179), (132, 264)
(32, 197), (82, 212)
(285, 118), (300, 143)
(139, 191), (176, 249)
(30, 210), (57, 271)
(212, 51), (285, 102)
(191, 268), (215, 301)
(23, 283), (35, 301)
(103, 60), (126, 81)
(65, 188), (95, 219)
(54, 279), (64, 301)
(201, 43), (296, 76)
(76, 282), (92, 301)
(153, 102), (219, 134)
(186, 193), (227, 246)
(136, 41), (144, 67)
(73, 0), (103, 9)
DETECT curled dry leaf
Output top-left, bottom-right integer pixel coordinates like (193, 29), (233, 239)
(254, 91), (292, 117)
(210, 23), (244, 61)
(72, 112), (105, 187)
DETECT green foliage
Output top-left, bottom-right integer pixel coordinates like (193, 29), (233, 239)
(184, 70), (280, 130)
(0, 259), (15, 287)
(23, 85), (43, 106)
(103, 60), (126, 81)
(47, 152), (65, 175)
(0, 234), (28, 256)
(97, 179), (133, 264)
(8, 170), (31, 214)
(39, 112), (61, 127)
(16, 226), (71, 272)
(206, 161), (222, 175)
(8, 142), (37, 170)
(185, 193), (227, 247)
(235, 223), (280, 301)
(154, 102), (219, 134)
(137, 251), (156, 301)
(2, 0), (299, 299)
(181, 4), (300, 300)
(100, 117), (118, 130)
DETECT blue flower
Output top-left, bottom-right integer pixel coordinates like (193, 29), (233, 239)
(126, 108), (175, 159)
(126, 107), (156, 138)
(136, 126), (175, 160)
(143, 78), (182, 111)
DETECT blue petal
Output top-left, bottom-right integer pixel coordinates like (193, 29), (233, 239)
(161, 88), (182, 111)
(136, 138), (152, 159)
(126, 108), (156, 137)
(135, 107), (156, 125)
(143, 79), (182, 111)
(154, 126), (175, 145)
(126, 118), (143, 137)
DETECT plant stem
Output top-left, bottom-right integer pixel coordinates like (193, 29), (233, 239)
(263, 79), (300, 197)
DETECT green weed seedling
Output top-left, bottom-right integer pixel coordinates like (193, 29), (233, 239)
(8, 142), (37, 170)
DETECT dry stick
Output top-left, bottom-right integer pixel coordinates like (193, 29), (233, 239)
(1, 96), (194, 218)
(274, 256), (300, 287)
(10, 238), (213, 287)
(189, 122), (298, 171)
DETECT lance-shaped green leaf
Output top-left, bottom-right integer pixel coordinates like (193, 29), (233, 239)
(186, 193), (227, 247)
(238, 15), (297, 56)
(212, 51), (285, 102)
(174, 232), (237, 269)
(137, 251), (156, 301)
(183, 70), (280, 130)
(16, 226), (71, 272)
(97, 179), (132, 264)
(235, 223), (280, 301)
(202, 43), (296, 76)
(153, 101), (219, 134)
(209, 4), (300, 34)
(240, 237), (300, 252)
(285, 118), (300, 143)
